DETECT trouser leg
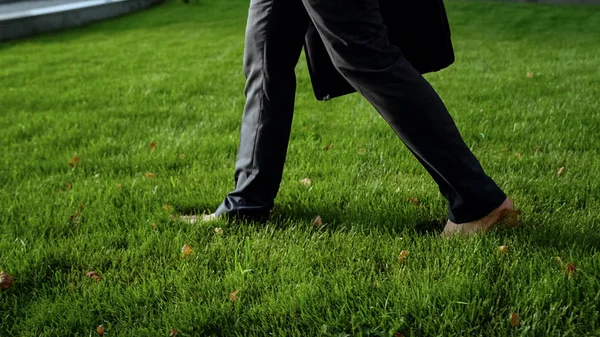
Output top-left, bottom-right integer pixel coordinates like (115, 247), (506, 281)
(216, 0), (309, 220)
(300, 0), (506, 223)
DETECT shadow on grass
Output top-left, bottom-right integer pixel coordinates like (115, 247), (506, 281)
(495, 219), (600, 253)
(176, 202), (600, 253)
(278, 207), (445, 235)
(175, 201), (446, 236)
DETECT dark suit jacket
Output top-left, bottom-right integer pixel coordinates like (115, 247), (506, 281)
(304, 0), (455, 101)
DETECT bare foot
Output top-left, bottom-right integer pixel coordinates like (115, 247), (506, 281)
(178, 213), (218, 224)
(441, 198), (518, 237)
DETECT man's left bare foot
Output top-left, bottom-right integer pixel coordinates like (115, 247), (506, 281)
(441, 198), (518, 237)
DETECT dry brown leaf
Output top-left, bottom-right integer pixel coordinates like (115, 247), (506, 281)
(97, 325), (104, 336)
(515, 152), (521, 159)
(181, 244), (193, 258)
(229, 289), (240, 302)
(145, 172), (155, 179)
(498, 245), (509, 255)
(510, 312), (520, 327)
(398, 250), (409, 263)
(169, 329), (178, 337)
(324, 144), (333, 151)
(557, 167), (565, 177)
(407, 197), (420, 205)
(526, 72), (535, 78)
(312, 216), (323, 227)
(359, 148), (367, 155)
(69, 204), (85, 224)
(162, 204), (171, 212)
(0, 271), (14, 289)
(69, 212), (79, 223)
(300, 178), (313, 186)
(567, 262), (577, 274)
(117, 184), (123, 190)
(150, 141), (156, 150)
(68, 156), (80, 167)
(86, 271), (103, 281)
(214, 227), (223, 235)
(152, 223), (158, 231)
(66, 183), (72, 190)
(498, 209), (521, 228)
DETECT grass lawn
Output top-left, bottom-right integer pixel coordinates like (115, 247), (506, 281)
(1, 0), (600, 335)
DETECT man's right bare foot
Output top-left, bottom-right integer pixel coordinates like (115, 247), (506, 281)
(179, 213), (219, 224)
(441, 198), (518, 237)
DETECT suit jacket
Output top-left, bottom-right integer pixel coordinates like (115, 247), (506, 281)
(304, 0), (455, 101)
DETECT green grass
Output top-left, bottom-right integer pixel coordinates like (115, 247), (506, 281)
(1, 0), (600, 336)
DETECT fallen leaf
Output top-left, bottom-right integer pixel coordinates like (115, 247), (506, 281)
(86, 271), (103, 281)
(181, 244), (193, 258)
(312, 216), (323, 226)
(66, 183), (72, 189)
(97, 325), (104, 336)
(152, 223), (158, 231)
(359, 148), (366, 155)
(69, 213), (79, 223)
(498, 245), (509, 255)
(510, 312), (520, 327)
(324, 144), (333, 151)
(229, 289), (240, 302)
(69, 205), (85, 224)
(162, 204), (171, 212)
(117, 184), (123, 190)
(145, 172), (155, 179)
(68, 156), (80, 167)
(527, 72), (535, 78)
(0, 271), (14, 289)
(498, 209), (521, 228)
(150, 141), (156, 150)
(515, 152), (521, 159)
(300, 178), (313, 186)
(70, 204), (86, 223)
(398, 250), (409, 263)
(407, 197), (420, 205)
(567, 262), (577, 274)
(557, 167), (565, 177)
(214, 227), (223, 235)
(169, 329), (178, 337)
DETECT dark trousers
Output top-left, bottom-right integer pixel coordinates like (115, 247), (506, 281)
(215, 0), (506, 223)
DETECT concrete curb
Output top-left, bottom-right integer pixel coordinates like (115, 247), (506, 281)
(0, 0), (165, 42)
